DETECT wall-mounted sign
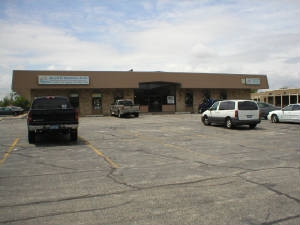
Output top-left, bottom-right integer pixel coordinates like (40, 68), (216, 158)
(38, 76), (89, 85)
(92, 93), (102, 98)
(245, 78), (261, 85)
(167, 96), (175, 104)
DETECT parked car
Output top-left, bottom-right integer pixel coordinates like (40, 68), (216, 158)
(0, 106), (24, 115)
(267, 103), (300, 123)
(110, 99), (139, 118)
(257, 102), (280, 119)
(201, 100), (260, 129)
(198, 98), (216, 113)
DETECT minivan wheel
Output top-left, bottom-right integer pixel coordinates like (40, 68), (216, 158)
(249, 124), (257, 129)
(225, 118), (233, 129)
(202, 116), (210, 126)
(271, 115), (279, 123)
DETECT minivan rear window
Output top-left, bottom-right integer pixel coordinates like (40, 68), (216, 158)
(238, 101), (258, 110)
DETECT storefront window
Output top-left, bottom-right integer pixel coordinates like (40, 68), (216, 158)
(92, 93), (102, 110)
(69, 94), (79, 108)
(185, 92), (193, 106)
(203, 90), (210, 99)
(220, 90), (227, 100)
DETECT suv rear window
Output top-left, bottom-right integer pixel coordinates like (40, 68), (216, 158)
(238, 101), (258, 110)
(32, 97), (71, 109)
(219, 101), (235, 110)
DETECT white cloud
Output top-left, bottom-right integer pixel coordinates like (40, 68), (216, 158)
(0, 0), (299, 99)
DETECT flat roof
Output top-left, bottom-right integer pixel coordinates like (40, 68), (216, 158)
(12, 70), (269, 91)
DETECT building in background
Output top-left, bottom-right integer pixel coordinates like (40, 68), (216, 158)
(251, 88), (300, 108)
(12, 70), (269, 115)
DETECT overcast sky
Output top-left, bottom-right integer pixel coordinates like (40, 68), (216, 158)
(0, 0), (299, 99)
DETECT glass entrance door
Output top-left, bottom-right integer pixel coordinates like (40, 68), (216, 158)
(149, 96), (162, 112)
(134, 82), (178, 113)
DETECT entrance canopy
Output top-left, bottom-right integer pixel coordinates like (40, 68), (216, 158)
(135, 82), (178, 112)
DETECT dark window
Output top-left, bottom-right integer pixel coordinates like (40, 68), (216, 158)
(210, 102), (219, 111)
(185, 92), (193, 106)
(293, 105), (300, 110)
(268, 96), (273, 104)
(219, 101), (235, 110)
(69, 96), (79, 108)
(203, 90), (210, 99)
(258, 102), (268, 108)
(290, 95), (297, 104)
(119, 100), (133, 106)
(238, 101), (258, 110)
(92, 95), (102, 110)
(220, 90), (227, 100)
(32, 97), (71, 110)
(283, 105), (293, 111)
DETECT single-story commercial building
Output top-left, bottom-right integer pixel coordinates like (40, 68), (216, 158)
(251, 88), (300, 108)
(12, 70), (269, 115)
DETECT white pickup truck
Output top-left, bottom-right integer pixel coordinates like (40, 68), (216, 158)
(110, 99), (139, 118)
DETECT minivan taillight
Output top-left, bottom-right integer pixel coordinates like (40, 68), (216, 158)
(234, 110), (238, 118)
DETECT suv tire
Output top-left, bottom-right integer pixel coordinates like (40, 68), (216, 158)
(71, 129), (78, 141)
(28, 131), (35, 144)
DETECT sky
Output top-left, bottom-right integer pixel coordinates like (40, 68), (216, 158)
(0, 0), (299, 99)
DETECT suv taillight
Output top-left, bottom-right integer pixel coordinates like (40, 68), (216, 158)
(75, 109), (79, 121)
(27, 111), (32, 123)
(234, 110), (238, 118)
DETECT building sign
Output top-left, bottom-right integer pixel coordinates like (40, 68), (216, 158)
(245, 78), (261, 85)
(241, 78), (261, 85)
(167, 96), (175, 104)
(38, 76), (89, 85)
(92, 93), (102, 98)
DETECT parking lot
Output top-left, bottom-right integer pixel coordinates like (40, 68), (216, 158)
(0, 114), (299, 225)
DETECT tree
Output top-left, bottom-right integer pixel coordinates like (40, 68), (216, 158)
(0, 92), (30, 110)
(0, 96), (11, 107)
(14, 95), (30, 110)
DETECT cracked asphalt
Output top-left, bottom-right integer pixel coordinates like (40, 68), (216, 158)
(0, 114), (299, 225)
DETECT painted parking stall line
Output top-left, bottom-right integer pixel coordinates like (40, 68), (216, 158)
(79, 136), (119, 169)
(0, 138), (20, 167)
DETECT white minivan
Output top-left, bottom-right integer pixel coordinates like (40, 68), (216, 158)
(201, 100), (261, 129)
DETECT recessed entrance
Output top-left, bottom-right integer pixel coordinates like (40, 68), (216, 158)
(134, 82), (178, 112)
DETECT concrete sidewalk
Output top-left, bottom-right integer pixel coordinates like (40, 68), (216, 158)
(0, 113), (27, 121)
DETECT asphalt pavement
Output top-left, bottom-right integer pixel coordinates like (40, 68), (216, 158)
(0, 114), (299, 225)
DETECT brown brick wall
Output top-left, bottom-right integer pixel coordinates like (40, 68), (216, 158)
(176, 87), (186, 112)
(29, 88), (251, 116)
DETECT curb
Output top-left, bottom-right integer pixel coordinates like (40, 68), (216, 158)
(0, 113), (27, 120)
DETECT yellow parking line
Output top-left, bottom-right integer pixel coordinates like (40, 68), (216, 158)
(79, 137), (118, 169)
(0, 138), (20, 167)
